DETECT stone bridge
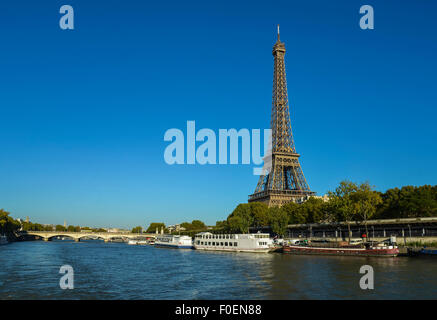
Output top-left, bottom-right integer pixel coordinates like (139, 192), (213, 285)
(18, 231), (157, 242)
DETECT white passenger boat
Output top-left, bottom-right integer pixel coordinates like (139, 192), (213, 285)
(194, 232), (274, 253)
(127, 240), (138, 245)
(155, 234), (193, 249)
(0, 235), (9, 245)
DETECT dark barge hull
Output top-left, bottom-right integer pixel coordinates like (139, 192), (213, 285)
(283, 245), (399, 257)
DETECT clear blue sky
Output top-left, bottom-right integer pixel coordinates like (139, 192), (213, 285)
(0, 0), (436, 229)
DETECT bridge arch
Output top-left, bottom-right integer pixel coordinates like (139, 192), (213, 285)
(46, 234), (77, 241)
(76, 234), (106, 241)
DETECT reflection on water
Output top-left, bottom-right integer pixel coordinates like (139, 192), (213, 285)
(0, 241), (436, 299)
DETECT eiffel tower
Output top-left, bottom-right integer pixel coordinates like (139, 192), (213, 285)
(249, 26), (315, 207)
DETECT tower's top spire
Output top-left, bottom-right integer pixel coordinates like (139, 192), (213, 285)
(273, 24), (285, 54)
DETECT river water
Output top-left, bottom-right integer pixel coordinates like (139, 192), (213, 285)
(0, 240), (435, 299)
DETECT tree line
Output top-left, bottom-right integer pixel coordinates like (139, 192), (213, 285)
(2, 182), (435, 239)
(0, 209), (21, 235)
(0, 210), (110, 235)
(143, 220), (209, 237)
(218, 181), (437, 238)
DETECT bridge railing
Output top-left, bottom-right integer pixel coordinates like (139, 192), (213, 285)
(18, 231), (157, 237)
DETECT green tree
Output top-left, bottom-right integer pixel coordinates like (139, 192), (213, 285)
(0, 209), (20, 235)
(55, 225), (67, 232)
(131, 226), (142, 234)
(180, 222), (192, 230)
(299, 197), (326, 223)
(215, 220), (227, 228)
(268, 206), (288, 237)
(328, 180), (358, 243)
(250, 202), (269, 227)
(282, 202), (305, 224)
(226, 204), (253, 233)
(33, 223), (44, 231)
(375, 185), (437, 219)
(351, 182), (382, 238)
(227, 215), (247, 233)
(146, 222), (166, 233)
(190, 220), (206, 230)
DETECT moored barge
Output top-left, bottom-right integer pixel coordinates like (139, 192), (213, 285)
(194, 232), (274, 253)
(283, 240), (399, 257)
(155, 234), (193, 249)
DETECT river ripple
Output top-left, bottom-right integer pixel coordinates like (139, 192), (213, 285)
(0, 241), (436, 299)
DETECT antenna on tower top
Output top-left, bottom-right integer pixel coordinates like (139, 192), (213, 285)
(277, 24), (280, 41)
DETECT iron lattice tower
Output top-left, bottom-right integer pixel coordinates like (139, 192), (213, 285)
(249, 26), (315, 207)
